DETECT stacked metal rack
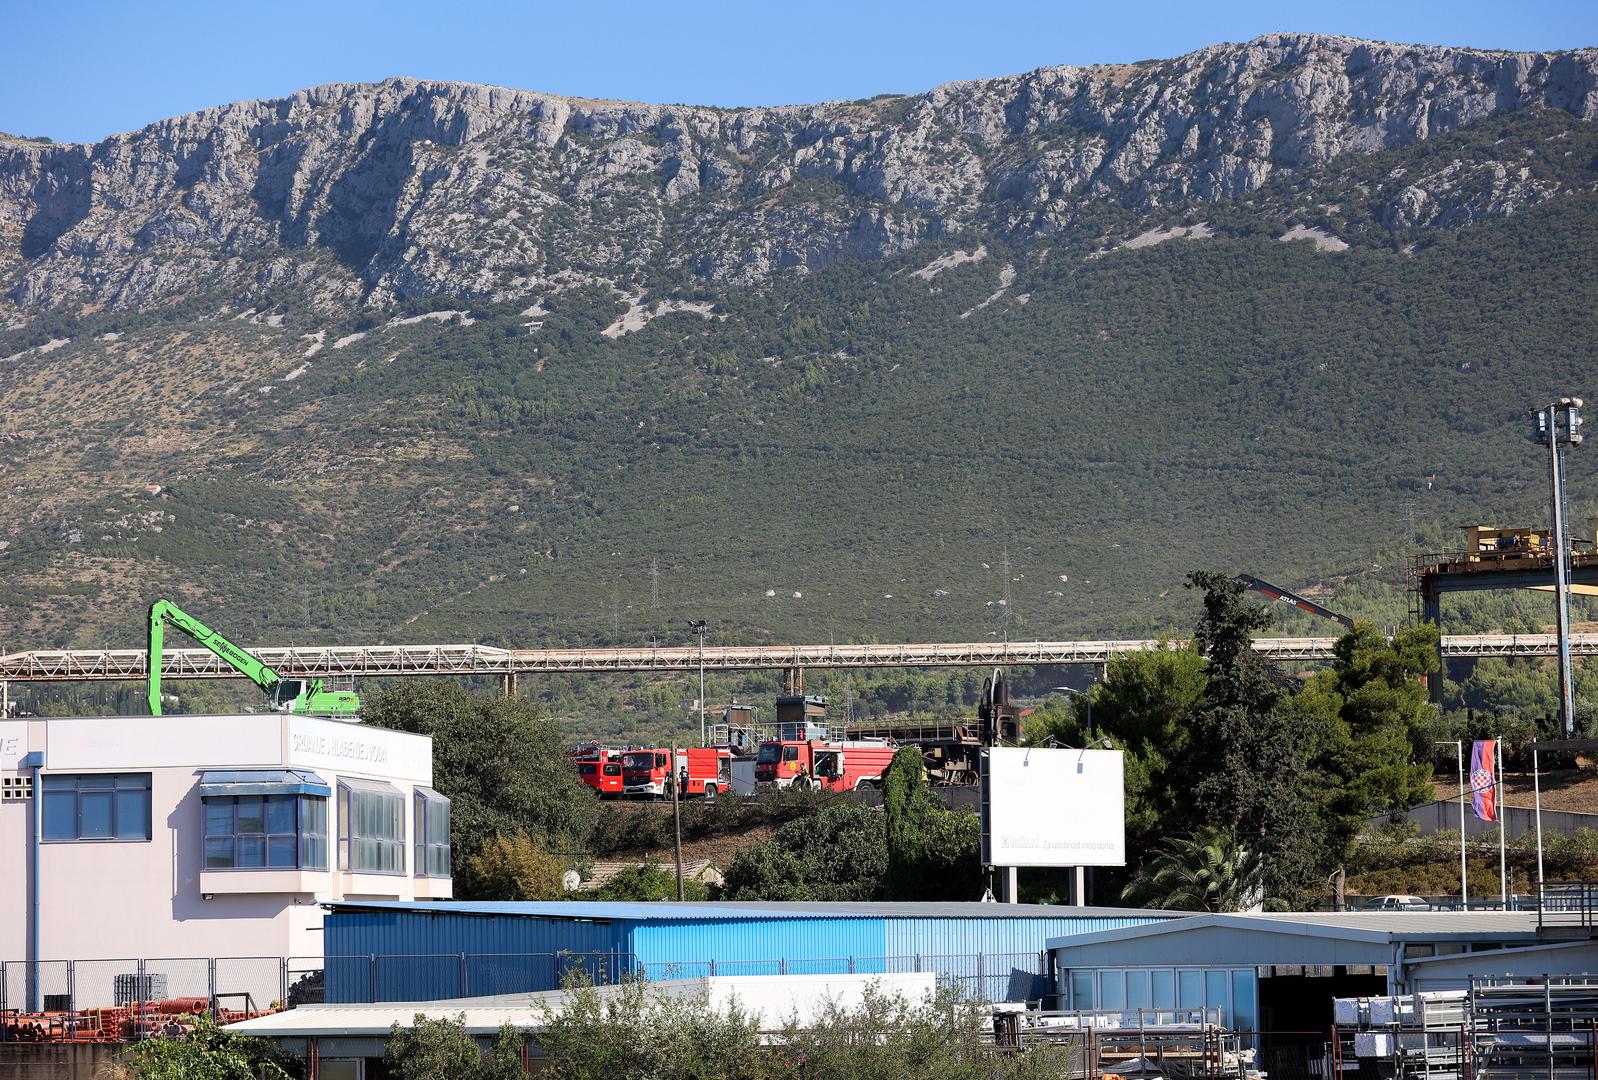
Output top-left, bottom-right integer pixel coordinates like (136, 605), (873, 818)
(1331, 979), (1598, 1080)
(1467, 977), (1598, 1080)
(991, 1006), (1255, 1080)
(1329, 992), (1468, 1080)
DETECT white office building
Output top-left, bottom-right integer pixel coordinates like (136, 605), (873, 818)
(0, 712), (450, 1008)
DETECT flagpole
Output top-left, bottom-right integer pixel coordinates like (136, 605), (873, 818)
(1496, 736), (1507, 906)
(1534, 747), (1545, 906)
(1456, 740), (1468, 907)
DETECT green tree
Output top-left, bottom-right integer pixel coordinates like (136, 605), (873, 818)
(771, 983), (1074, 1080)
(1119, 827), (1270, 912)
(718, 801), (888, 900)
(1181, 571), (1323, 899)
(117, 1014), (294, 1080)
(1298, 622), (1440, 872)
(881, 747), (981, 900)
(383, 1012), (528, 1080)
(592, 862), (708, 901)
(534, 975), (765, 1080)
(460, 830), (566, 901)
(363, 682), (597, 878)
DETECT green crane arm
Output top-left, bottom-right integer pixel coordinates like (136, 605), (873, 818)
(147, 599), (283, 715)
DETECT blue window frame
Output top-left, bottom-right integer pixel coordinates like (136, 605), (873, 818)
(41, 774), (151, 841)
(413, 786), (451, 878)
(203, 793), (328, 869)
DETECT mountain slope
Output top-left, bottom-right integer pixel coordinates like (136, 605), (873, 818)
(1, 34), (1596, 654)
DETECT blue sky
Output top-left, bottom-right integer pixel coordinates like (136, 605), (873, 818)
(6, 0), (1596, 144)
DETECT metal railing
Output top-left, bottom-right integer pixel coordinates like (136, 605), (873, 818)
(1538, 881), (1598, 932)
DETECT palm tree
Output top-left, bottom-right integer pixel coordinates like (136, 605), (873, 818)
(1119, 827), (1267, 912)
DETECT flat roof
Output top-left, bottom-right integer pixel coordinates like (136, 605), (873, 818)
(1045, 910), (1546, 951)
(326, 899), (1175, 921)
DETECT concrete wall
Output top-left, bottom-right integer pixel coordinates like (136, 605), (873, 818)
(1380, 799), (1598, 841)
(1, 714), (444, 977)
(0, 1043), (120, 1080)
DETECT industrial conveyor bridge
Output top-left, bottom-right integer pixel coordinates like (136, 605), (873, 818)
(0, 634), (1593, 685)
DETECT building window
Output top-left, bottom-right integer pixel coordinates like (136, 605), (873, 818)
(203, 794), (328, 869)
(414, 786), (451, 878)
(41, 773), (151, 841)
(338, 778), (404, 874)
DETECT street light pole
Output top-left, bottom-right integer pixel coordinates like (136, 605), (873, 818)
(1533, 398), (1584, 738)
(1049, 683), (1096, 740)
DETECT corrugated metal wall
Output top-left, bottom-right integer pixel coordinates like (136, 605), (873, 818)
(885, 915), (1164, 1003)
(884, 914), (1161, 959)
(632, 917), (887, 977)
(321, 908), (1170, 1004)
(325, 910), (627, 1003)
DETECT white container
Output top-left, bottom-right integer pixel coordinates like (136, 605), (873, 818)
(1333, 998), (1363, 1026)
(1369, 997), (1398, 1025)
(1355, 1032), (1396, 1057)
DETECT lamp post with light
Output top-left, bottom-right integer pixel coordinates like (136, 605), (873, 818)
(1533, 398), (1584, 738)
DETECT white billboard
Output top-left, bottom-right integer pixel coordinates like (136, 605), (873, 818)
(982, 746), (1125, 867)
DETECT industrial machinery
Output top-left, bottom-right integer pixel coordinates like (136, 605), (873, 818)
(146, 600), (360, 716)
(1236, 573), (1354, 627)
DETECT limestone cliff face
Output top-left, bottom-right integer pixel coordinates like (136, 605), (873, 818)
(2, 32), (1595, 311)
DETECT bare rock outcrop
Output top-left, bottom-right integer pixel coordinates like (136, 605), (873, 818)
(1, 32), (1594, 312)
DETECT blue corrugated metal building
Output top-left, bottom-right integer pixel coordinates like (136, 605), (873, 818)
(321, 901), (1172, 1004)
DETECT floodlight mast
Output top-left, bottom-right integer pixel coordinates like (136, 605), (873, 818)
(1533, 397), (1584, 738)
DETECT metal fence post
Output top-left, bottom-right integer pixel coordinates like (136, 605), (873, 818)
(709, 958), (716, 977)
(67, 959), (76, 1014)
(369, 955), (377, 1004)
(279, 957), (288, 1007)
(849, 956), (856, 975)
(459, 953), (468, 998)
(136, 958), (147, 1040)
(914, 954), (922, 973)
(977, 953), (985, 1000)
(779, 958), (786, 976)
(207, 957), (217, 1012)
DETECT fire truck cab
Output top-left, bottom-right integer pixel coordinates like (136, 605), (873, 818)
(753, 739), (897, 791)
(622, 747), (732, 799)
(571, 745), (624, 797)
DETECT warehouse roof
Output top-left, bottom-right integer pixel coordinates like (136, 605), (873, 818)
(1046, 910), (1545, 951)
(326, 900), (1175, 921)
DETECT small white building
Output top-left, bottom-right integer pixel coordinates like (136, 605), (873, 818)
(0, 712), (450, 1008)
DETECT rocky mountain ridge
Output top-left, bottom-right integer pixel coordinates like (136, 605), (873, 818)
(2, 31), (1596, 314)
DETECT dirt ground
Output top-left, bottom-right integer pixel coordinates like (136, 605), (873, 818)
(627, 823), (779, 868)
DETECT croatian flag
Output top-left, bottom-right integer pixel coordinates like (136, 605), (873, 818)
(1470, 739), (1497, 823)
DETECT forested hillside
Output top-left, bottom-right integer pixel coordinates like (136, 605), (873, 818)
(1, 36), (1596, 676)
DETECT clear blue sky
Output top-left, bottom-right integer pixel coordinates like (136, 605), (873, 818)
(7, 0), (1596, 144)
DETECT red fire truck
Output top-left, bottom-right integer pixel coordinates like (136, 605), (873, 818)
(621, 747), (733, 799)
(753, 739), (898, 791)
(571, 745), (624, 797)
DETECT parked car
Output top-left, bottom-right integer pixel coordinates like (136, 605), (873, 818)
(1366, 894), (1430, 911)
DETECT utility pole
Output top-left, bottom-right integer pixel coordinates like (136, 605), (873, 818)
(688, 620), (708, 747)
(1533, 398), (1584, 737)
(670, 741), (685, 901)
